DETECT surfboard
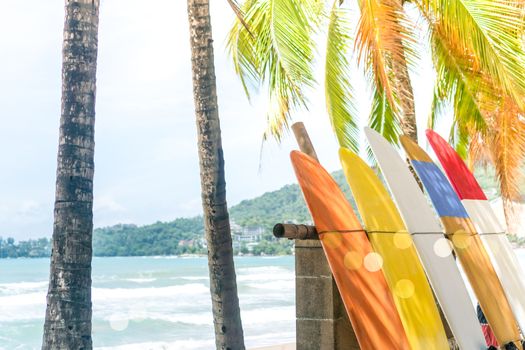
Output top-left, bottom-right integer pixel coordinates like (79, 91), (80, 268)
(289, 150), (410, 349)
(400, 135), (522, 349)
(339, 148), (449, 350)
(427, 129), (525, 335)
(365, 127), (486, 349)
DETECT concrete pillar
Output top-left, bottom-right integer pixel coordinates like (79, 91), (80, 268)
(295, 240), (358, 350)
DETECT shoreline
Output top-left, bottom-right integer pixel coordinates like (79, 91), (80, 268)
(4, 247), (525, 260)
(0, 253), (296, 260)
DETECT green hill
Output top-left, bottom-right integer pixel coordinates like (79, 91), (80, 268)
(91, 170), (355, 257)
(3, 166), (508, 258)
(88, 164), (522, 256)
(92, 218), (205, 256)
(229, 170), (356, 229)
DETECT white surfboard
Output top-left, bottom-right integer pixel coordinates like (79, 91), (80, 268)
(365, 127), (486, 350)
(427, 129), (525, 335)
(463, 200), (525, 334)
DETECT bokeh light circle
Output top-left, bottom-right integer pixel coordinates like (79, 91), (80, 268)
(433, 237), (453, 257)
(452, 230), (472, 249)
(364, 252), (383, 272)
(393, 231), (412, 249)
(395, 279), (415, 299)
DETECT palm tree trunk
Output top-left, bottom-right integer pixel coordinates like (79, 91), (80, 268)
(187, 1), (245, 349)
(389, 0), (418, 141)
(392, 55), (418, 141)
(42, 1), (99, 349)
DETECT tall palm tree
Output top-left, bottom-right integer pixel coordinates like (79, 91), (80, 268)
(227, 0), (525, 224)
(42, 0), (99, 349)
(187, 1), (245, 349)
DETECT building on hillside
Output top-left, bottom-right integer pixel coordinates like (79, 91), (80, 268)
(230, 222), (243, 234)
(231, 222), (264, 242)
(287, 219), (313, 226)
(177, 239), (195, 247)
(230, 221), (265, 251)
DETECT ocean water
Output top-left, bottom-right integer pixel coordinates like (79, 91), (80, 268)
(0, 256), (295, 350)
(4, 251), (525, 349)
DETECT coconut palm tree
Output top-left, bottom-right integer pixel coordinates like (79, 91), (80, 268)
(227, 0), (525, 224)
(42, 1), (99, 349)
(187, 0), (245, 349)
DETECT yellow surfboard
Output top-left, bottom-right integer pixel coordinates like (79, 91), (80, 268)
(339, 148), (449, 350)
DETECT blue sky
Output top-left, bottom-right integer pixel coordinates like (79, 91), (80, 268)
(0, 0), (439, 240)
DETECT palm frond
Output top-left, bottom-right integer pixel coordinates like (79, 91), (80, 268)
(428, 86), (448, 130)
(489, 100), (525, 220)
(355, 0), (417, 111)
(451, 82), (487, 132)
(447, 85), (487, 159)
(226, 0), (252, 34)
(424, 12), (525, 224)
(269, 0), (316, 85)
(428, 22), (490, 147)
(369, 87), (401, 143)
(457, 99), (525, 226)
(227, 0), (321, 140)
(366, 87), (402, 161)
(325, 1), (359, 151)
(449, 122), (470, 159)
(466, 130), (488, 169)
(227, 0), (262, 98)
(420, 0), (525, 109)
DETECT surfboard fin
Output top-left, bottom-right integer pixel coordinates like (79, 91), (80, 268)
(503, 341), (521, 350)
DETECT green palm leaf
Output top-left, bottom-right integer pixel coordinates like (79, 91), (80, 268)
(420, 0), (525, 109)
(369, 88), (400, 144)
(366, 87), (401, 161)
(227, 0), (321, 140)
(428, 22), (491, 156)
(325, 1), (359, 151)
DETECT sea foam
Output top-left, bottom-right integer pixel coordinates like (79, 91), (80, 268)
(92, 283), (208, 301)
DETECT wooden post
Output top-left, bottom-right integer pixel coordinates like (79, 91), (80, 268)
(291, 122), (358, 350)
(292, 122), (319, 162)
(273, 223), (318, 240)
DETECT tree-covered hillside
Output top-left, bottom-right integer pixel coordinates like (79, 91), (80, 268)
(0, 237), (51, 258)
(229, 170), (355, 229)
(229, 184), (311, 229)
(88, 170), (359, 257)
(3, 166), (512, 258)
(93, 218), (205, 256)
(90, 170), (355, 256)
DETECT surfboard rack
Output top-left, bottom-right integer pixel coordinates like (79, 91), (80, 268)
(273, 223), (318, 240)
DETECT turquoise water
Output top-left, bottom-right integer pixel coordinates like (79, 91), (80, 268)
(0, 256), (296, 349)
(4, 251), (525, 349)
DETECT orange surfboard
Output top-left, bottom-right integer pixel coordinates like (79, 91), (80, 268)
(290, 151), (410, 349)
